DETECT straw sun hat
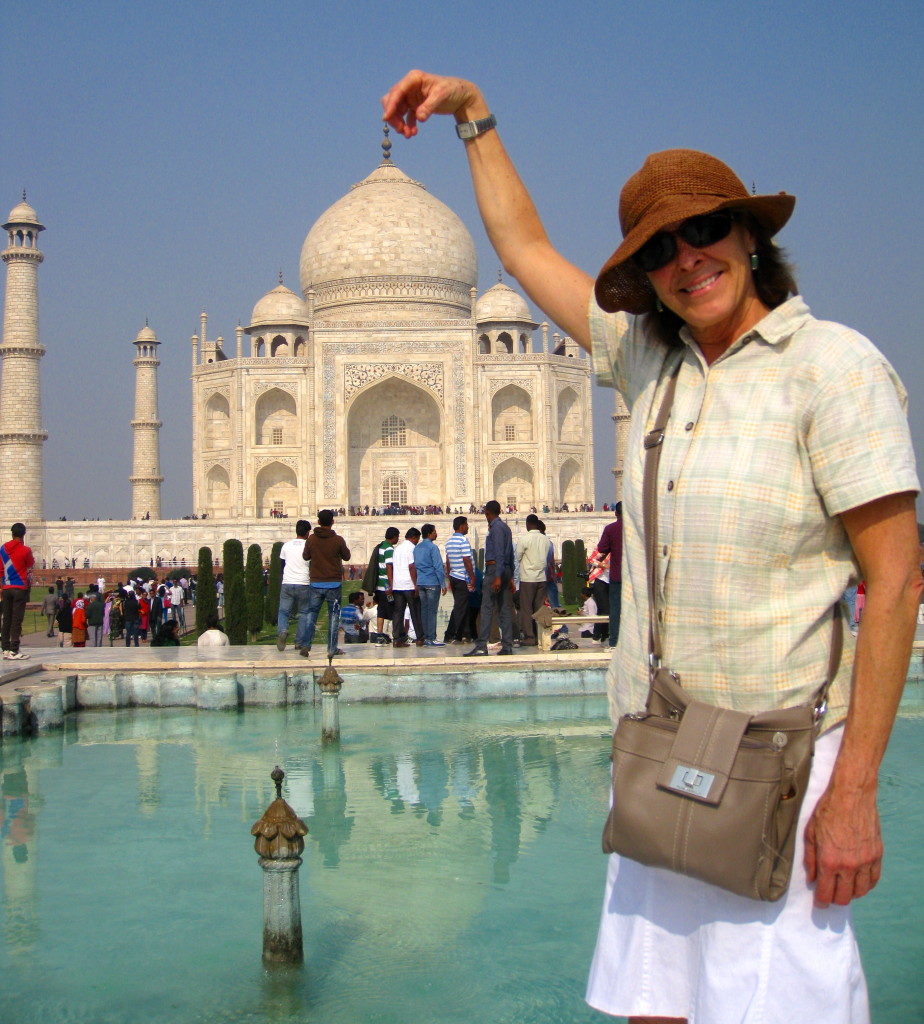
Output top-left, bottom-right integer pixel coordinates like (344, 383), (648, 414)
(594, 149), (796, 315)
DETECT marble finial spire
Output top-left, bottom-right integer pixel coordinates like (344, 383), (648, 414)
(381, 125), (392, 163)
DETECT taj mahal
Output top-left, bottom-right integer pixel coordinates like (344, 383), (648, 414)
(1, 134), (629, 568)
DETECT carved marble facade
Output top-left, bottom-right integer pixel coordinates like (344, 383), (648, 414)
(190, 151), (594, 517)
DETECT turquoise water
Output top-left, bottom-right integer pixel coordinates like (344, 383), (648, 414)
(0, 690), (921, 1023)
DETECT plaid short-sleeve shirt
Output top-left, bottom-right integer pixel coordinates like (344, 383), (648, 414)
(591, 295), (919, 730)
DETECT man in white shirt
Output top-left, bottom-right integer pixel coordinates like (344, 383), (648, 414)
(276, 519), (312, 652)
(391, 527), (424, 648)
(170, 581), (186, 629)
(197, 612), (230, 647)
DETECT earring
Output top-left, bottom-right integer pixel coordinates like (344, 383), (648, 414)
(655, 297), (664, 313)
(750, 253), (759, 271)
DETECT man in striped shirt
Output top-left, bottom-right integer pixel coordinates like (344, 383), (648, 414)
(372, 526), (400, 645)
(443, 515), (476, 643)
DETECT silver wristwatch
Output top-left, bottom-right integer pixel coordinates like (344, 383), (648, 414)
(455, 113), (497, 140)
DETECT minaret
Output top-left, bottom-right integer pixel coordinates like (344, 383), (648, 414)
(0, 194), (47, 522)
(612, 391), (631, 501)
(130, 322), (163, 519)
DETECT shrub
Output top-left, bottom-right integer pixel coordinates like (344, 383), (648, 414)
(125, 566), (157, 583)
(223, 539), (248, 645)
(196, 547), (217, 638)
(561, 540), (577, 606)
(245, 543), (264, 642)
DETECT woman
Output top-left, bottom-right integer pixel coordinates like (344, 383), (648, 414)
(383, 72), (921, 1023)
(150, 619), (180, 647)
(138, 590), (151, 643)
(55, 596), (72, 648)
(108, 592), (123, 646)
(70, 594), (87, 647)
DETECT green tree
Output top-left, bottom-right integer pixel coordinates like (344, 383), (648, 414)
(265, 541), (283, 627)
(561, 540), (577, 606)
(125, 566), (157, 583)
(196, 547), (217, 638)
(245, 543), (264, 642)
(575, 537), (587, 582)
(223, 539), (248, 645)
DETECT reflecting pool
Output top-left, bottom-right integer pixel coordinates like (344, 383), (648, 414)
(0, 693), (921, 1023)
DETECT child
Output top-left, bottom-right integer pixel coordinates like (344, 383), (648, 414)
(579, 587), (597, 638)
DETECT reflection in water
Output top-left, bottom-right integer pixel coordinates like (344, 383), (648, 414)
(0, 697), (918, 1024)
(1, 754), (38, 956)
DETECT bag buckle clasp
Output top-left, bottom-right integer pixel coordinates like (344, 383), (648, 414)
(666, 765), (716, 799)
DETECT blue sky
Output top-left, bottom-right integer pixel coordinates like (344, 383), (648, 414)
(2, 0), (922, 519)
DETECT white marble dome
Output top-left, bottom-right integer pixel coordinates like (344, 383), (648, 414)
(5, 199), (40, 226)
(475, 281), (534, 324)
(299, 158), (478, 321)
(134, 324), (157, 342)
(250, 282), (310, 327)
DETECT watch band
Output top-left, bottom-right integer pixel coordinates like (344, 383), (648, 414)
(455, 113), (497, 140)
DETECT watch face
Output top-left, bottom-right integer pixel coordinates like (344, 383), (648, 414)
(457, 122), (476, 140)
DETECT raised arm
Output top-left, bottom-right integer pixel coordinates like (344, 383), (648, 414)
(382, 70), (594, 349)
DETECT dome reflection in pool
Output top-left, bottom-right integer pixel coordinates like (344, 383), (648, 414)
(0, 695), (921, 1024)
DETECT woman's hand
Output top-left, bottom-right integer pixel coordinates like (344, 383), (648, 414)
(381, 70), (488, 137)
(804, 785), (882, 906)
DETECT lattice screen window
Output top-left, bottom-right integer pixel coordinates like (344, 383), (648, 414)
(381, 415), (407, 447)
(273, 501), (285, 514)
(272, 427), (284, 445)
(505, 424), (516, 442)
(382, 474), (408, 505)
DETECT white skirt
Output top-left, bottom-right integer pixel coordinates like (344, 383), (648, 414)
(586, 725), (869, 1023)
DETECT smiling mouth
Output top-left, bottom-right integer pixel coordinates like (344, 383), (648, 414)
(682, 272), (721, 295)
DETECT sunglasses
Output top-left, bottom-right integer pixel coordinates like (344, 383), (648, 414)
(632, 211), (736, 273)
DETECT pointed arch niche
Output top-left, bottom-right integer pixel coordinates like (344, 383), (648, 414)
(559, 458), (583, 506)
(492, 384), (533, 442)
(206, 464), (231, 516)
(205, 393), (231, 450)
(557, 386), (582, 443)
(347, 377), (443, 508)
(255, 462), (297, 518)
(255, 388), (297, 446)
(493, 457), (534, 509)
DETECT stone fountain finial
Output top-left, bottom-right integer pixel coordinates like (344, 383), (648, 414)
(317, 665), (344, 742)
(251, 766), (308, 964)
(251, 766), (308, 859)
(318, 665), (343, 695)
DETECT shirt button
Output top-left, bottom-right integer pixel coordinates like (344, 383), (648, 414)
(685, 422), (694, 431)
(662, 545), (668, 556)
(667, 481), (674, 491)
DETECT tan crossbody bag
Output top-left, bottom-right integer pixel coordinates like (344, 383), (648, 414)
(602, 359), (843, 901)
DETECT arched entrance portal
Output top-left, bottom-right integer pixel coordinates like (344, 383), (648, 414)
(347, 378), (443, 508)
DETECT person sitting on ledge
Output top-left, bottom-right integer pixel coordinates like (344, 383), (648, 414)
(197, 613), (230, 648)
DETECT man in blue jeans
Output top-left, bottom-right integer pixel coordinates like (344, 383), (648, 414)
(276, 519), (312, 652)
(302, 510), (351, 660)
(594, 502), (623, 648)
(413, 523), (446, 646)
(464, 501), (515, 657)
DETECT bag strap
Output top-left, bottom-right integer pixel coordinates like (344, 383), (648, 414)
(640, 353), (843, 719)
(643, 357), (681, 670)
